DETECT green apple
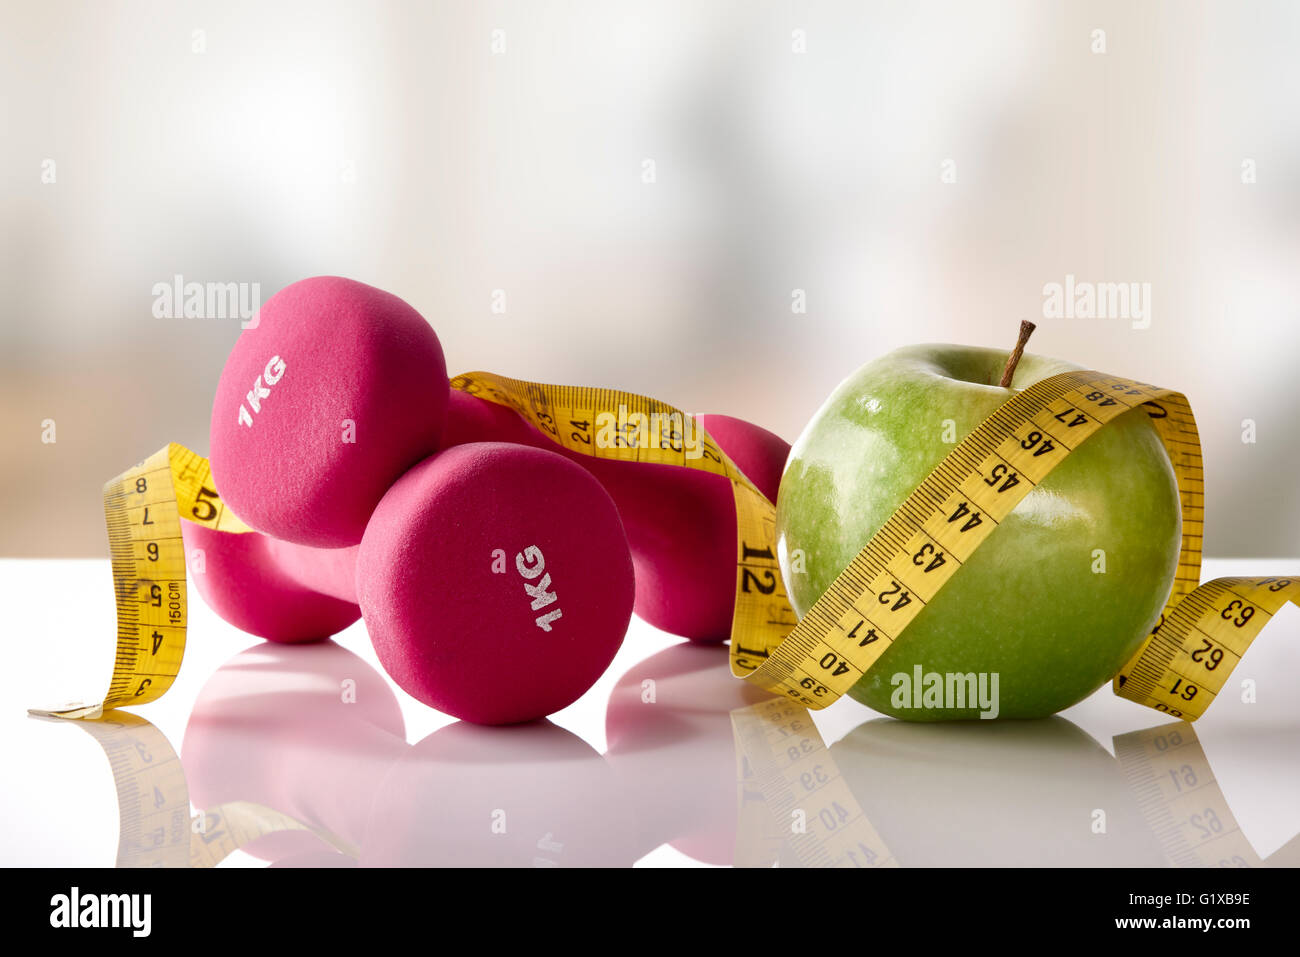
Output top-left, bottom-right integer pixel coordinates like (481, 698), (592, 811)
(775, 343), (1181, 720)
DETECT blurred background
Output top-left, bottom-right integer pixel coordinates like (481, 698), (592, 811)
(2, 0), (1297, 556)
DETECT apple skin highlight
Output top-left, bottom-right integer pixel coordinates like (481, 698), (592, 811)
(775, 344), (1182, 720)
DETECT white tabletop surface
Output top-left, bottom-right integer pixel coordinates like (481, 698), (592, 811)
(3, 557), (1298, 868)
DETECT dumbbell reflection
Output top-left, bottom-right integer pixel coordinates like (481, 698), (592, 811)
(182, 640), (409, 862)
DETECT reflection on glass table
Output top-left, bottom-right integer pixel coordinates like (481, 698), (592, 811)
(43, 639), (1299, 868)
(733, 699), (1300, 868)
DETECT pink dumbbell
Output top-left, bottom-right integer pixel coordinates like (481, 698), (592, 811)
(442, 390), (790, 642)
(357, 442), (634, 725)
(207, 273), (787, 645)
(182, 521), (361, 644)
(209, 276), (450, 548)
(187, 442), (635, 725)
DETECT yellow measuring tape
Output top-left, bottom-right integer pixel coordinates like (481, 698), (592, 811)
(452, 369), (1297, 721)
(33, 367), (1296, 722)
(31, 445), (250, 720)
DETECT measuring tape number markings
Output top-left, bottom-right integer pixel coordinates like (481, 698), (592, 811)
(32, 369), (1298, 724)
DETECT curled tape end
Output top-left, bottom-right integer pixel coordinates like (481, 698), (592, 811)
(27, 702), (105, 721)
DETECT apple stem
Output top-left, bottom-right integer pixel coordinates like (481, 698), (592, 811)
(998, 320), (1037, 388)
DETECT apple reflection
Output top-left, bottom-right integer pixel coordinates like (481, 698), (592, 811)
(818, 717), (1166, 867)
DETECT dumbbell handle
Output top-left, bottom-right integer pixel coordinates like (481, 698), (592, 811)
(262, 535), (358, 605)
(181, 519), (361, 643)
